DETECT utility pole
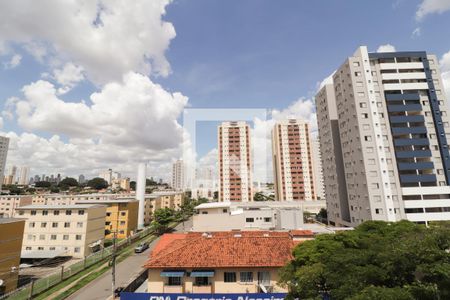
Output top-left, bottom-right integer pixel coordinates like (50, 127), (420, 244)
(111, 231), (117, 299)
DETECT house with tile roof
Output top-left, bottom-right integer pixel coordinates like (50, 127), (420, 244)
(144, 231), (309, 294)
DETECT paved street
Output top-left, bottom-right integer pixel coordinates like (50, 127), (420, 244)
(66, 219), (192, 300)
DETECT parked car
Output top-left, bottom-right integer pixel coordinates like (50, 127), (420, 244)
(114, 287), (124, 297)
(134, 242), (149, 253)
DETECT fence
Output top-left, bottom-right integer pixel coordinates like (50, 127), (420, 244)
(0, 225), (157, 300)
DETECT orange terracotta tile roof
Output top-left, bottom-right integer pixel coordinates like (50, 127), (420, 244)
(151, 233), (187, 257)
(145, 231), (295, 269)
(289, 230), (314, 236)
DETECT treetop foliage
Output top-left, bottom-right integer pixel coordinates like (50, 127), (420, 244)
(280, 220), (450, 300)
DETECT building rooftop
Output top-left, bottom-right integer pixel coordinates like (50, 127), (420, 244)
(145, 231), (295, 269)
(0, 218), (25, 224)
(17, 204), (106, 210)
(195, 201), (323, 210)
(75, 199), (138, 204)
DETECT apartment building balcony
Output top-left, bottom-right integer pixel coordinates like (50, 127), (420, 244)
(389, 115), (425, 123)
(394, 138), (429, 146)
(391, 126), (427, 135)
(385, 93), (420, 101)
(400, 174), (437, 183)
(387, 104), (422, 112)
(396, 150), (432, 158)
(398, 162), (434, 170)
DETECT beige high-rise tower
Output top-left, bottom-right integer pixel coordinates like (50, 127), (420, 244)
(0, 136), (9, 190)
(171, 159), (184, 191)
(272, 119), (316, 201)
(316, 46), (450, 227)
(218, 121), (253, 202)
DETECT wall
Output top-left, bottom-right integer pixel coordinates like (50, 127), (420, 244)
(0, 220), (24, 295)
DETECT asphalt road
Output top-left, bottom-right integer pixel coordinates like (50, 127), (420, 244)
(66, 218), (192, 300)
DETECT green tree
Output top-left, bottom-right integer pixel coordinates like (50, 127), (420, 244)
(280, 220), (450, 300)
(130, 181), (136, 191)
(35, 181), (52, 188)
(87, 177), (108, 190)
(152, 208), (175, 234)
(59, 177), (78, 187)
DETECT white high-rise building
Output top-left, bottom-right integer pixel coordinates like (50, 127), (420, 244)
(316, 46), (450, 226)
(171, 160), (185, 191)
(18, 166), (30, 185)
(218, 121), (253, 202)
(98, 169), (121, 185)
(272, 119), (316, 201)
(312, 138), (326, 201)
(0, 136), (9, 190)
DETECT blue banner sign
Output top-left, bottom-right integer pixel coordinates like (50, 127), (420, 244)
(120, 292), (287, 300)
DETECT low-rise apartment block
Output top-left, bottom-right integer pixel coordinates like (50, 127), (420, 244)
(75, 199), (138, 239)
(0, 195), (32, 218)
(16, 205), (105, 259)
(145, 231), (296, 293)
(0, 218), (25, 295)
(193, 201), (325, 232)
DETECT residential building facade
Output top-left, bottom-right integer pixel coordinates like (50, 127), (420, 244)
(16, 205), (105, 258)
(316, 46), (450, 226)
(312, 138), (326, 200)
(218, 121), (253, 202)
(272, 119), (316, 201)
(0, 218), (24, 295)
(0, 195), (32, 218)
(145, 231), (295, 293)
(193, 201), (325, 232)
(75, 199), (138, 239)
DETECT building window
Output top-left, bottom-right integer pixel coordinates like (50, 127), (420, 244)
(25, 247), (32, 250)
(51, 235), (57, 240)
(66, 210), (72, 215)
(168, 277), (182, 286)
(195, 277), (210, 286)
(106, 212), (111, 217)
(54, 210), (60, 215)
(77, 222), (83, 228)
(39, 235), (45, 240)
(240, 272), (253, 283)
(63, 235), (69, 240)
(64, 222), (70, 228)
(264, 217), (272, 222)
(31, 210), (36, 215)
(41, 222), (47, 228)
(121, 212), (126, 216)
(42, 210), (48, 216)
(18, 210), (24, 215)
(52, 222), (58, 228)
(38, 247), (44, 250)
(27, 234), (33, 240)
(120, 221), (126, 225)
(29, 222), (35, 228)
(76, 235), (82, 240)
(224, 272), (237, 282)
(78, 210), (84, 215)
(74, 247), (80, 253)
(49, 247), (56, 250)
(245, 218), (254, 223)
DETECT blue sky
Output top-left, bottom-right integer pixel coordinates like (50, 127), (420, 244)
(1, 0), (450, 179)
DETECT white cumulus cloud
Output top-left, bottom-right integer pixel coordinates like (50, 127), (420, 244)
(440, 50), (450, 103)
(416, 0), (450, 20)
(377, 44), (396, 53)
(3, 54), (22, 69)
(52, 62), (85, 94)
(11, 72), (188, 150)
(0, 0), (176, 83)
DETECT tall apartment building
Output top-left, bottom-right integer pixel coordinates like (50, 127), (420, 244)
(171, 159), (184, 191)
(0, 137), (9, 190)
(272, 120), (316, 201)
(316, 46), (450, 226)
(16, 204), (105, 258)
(18, 166), (30, 185)
(98, 169), (121, 185)
(312, 138), (326, 200)
(218, 121), (253, 202)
